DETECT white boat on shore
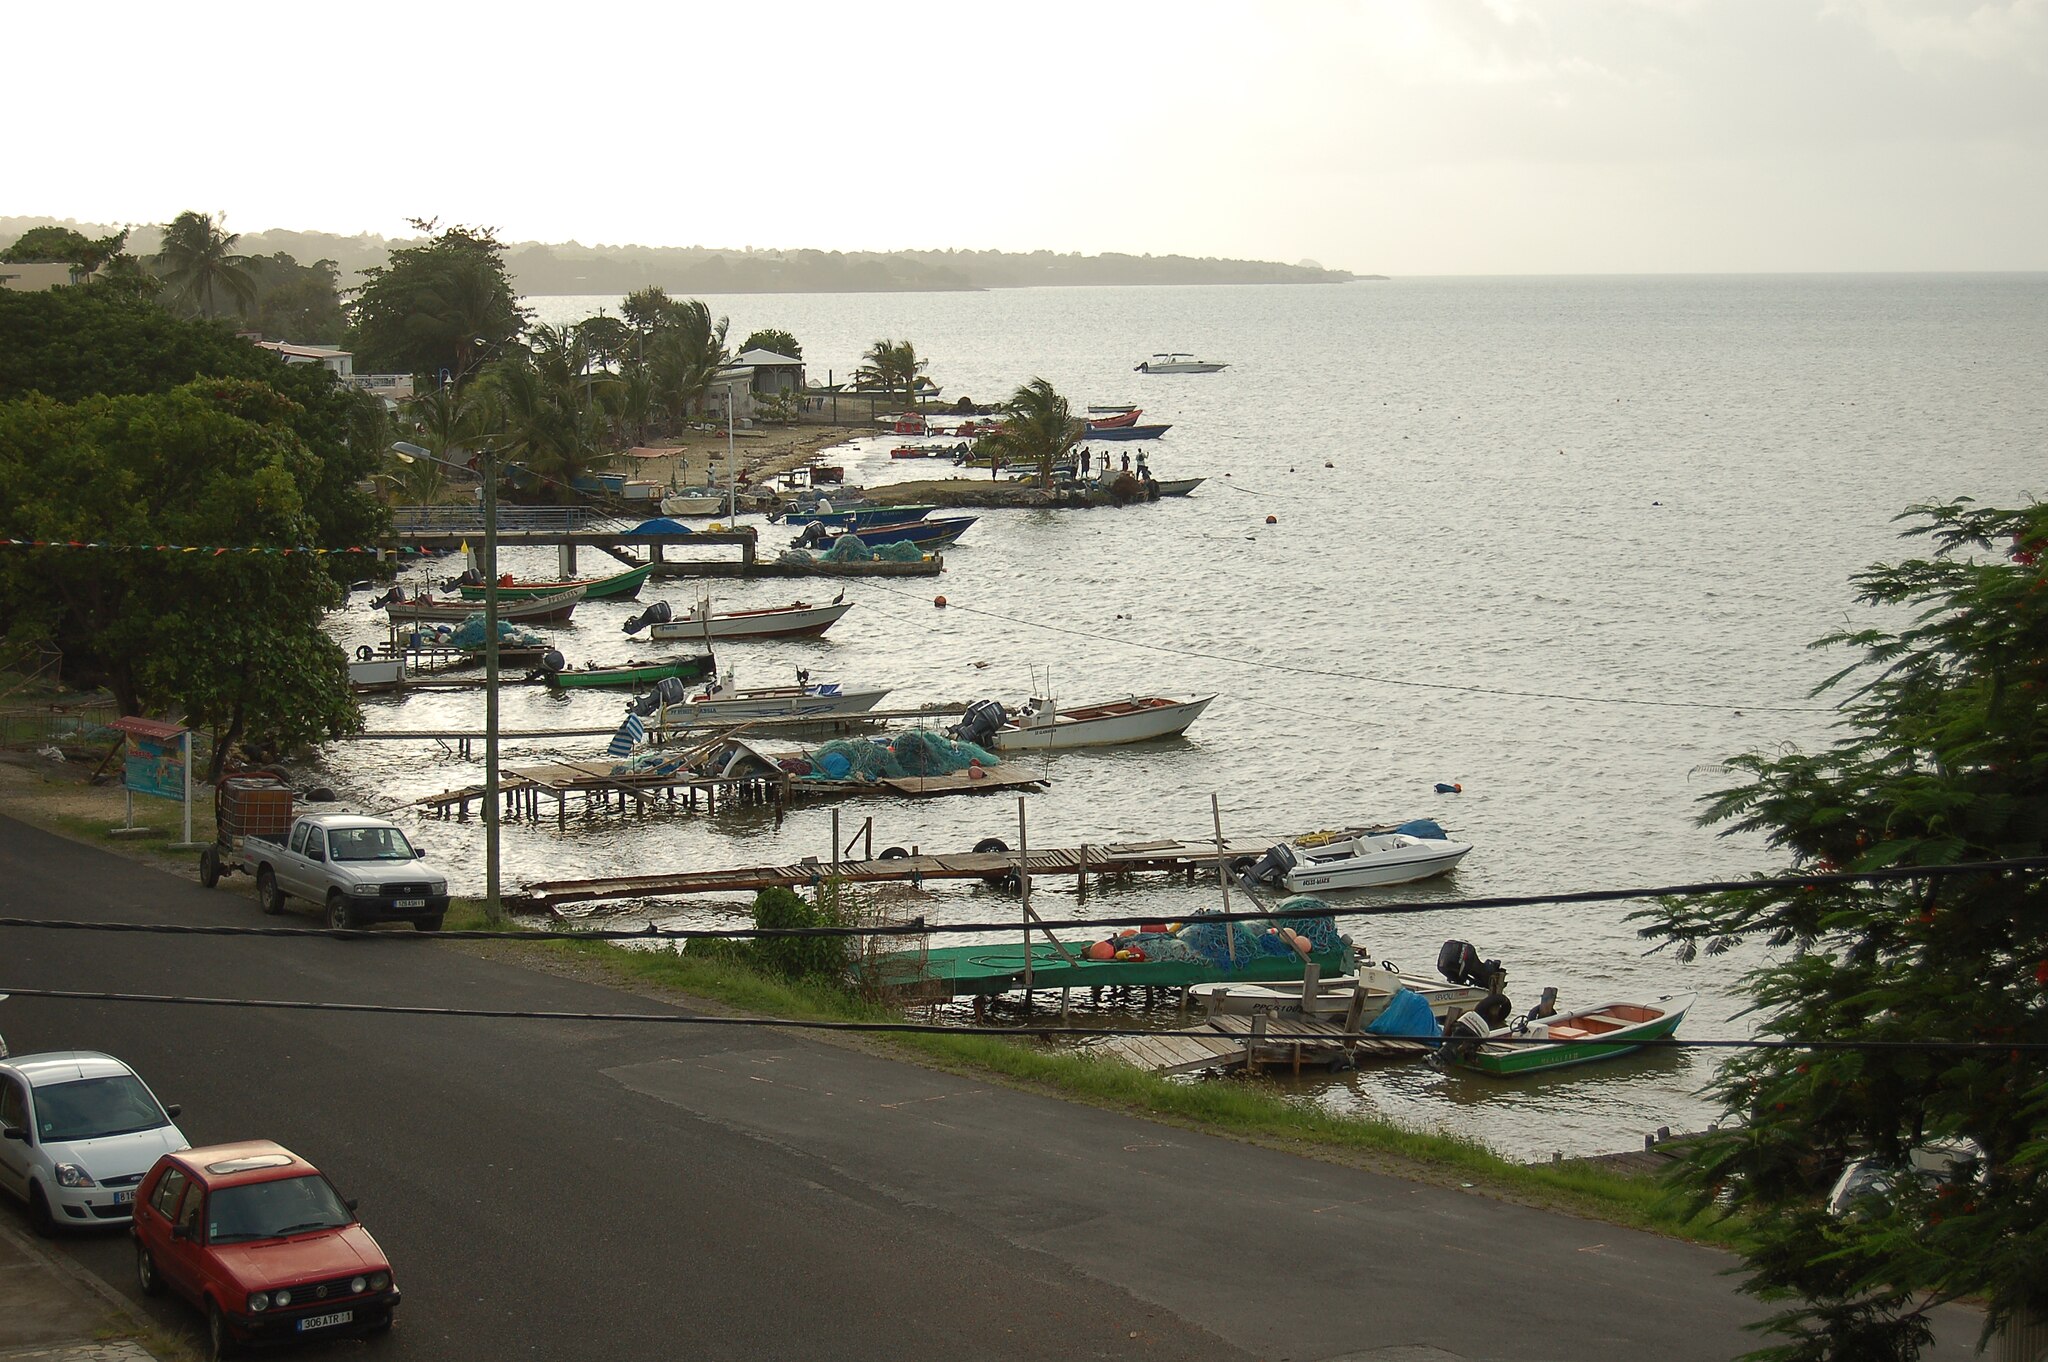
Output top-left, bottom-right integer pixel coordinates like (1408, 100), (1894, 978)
(1186, 961), (1492, 1023)
(991, 694), (1214, 751)
(659, 492), (725, 516)
(1243, 823), (1472, 892)
(627, 597), (856, 641)
(1135, 353), (1227, 374)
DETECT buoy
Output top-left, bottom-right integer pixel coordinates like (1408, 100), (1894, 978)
(1435, 782), (1463, 794)
(1265, 514), (1277, 525)
(1324, 461), (1334, 468)
(934, 594), (948, 607)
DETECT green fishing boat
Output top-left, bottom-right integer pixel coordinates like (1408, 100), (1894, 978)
(543, 653), (715, 690)
(1445, 993), (1694, 1076)
(458, 562), (654, 602)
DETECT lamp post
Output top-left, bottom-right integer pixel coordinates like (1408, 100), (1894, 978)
(392, 439), (502, 922)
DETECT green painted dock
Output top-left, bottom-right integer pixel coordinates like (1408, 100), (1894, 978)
(869, 939), (1349, 999)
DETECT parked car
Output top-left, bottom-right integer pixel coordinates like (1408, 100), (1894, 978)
(132, 1140), (400, 1357)
(236, 812), (450, 932)
(0, 1051), (188, 1236)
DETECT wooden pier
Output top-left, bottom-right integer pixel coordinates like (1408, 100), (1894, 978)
(1092, 1011), (1434, 1077)
(514, 834), (1281, 909)
(392, 526), (944, 579)
(339, 705), (971, 756)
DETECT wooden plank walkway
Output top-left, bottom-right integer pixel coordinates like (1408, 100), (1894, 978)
(1092, 1012), (1436, 1077)
(516, 834), (1282, 908)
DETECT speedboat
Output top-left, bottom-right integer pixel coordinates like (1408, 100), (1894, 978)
(1135, 353), (1227, 374)
(1239, 821), (1471, 892)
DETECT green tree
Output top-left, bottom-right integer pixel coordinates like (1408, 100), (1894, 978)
(739, 328), (801, 360)
(392, 383), (489, 503)
(245, 253), (346, 343)
(2, 225), (134, 276)
(978, 377), (1079, 487)
(0, 380), (363, 775)
(345, 221), (525, 385)
(647, 300), (730, 425)
(155, 211), (258, 319)
(1637, 498), (2048, 1362)
(481, 324), (617, 492)
(856, 338), (926, 411)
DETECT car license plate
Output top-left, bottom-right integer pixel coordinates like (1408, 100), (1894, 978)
(297, 1311), (352, 1332)
(113, 1190), (134, 1205)
(396, 898), (425, 908)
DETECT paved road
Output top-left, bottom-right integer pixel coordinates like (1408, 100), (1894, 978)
(0, 817), (1985, 1361)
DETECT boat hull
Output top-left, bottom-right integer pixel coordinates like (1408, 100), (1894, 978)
(660, 494), (725, 516)
(808, 517), (974, 550)
(649, 600), (855, 641)
(992, 695), (1213, 751)
(547, 655), (716, 690)
(383, 586), (585, 625)
(1083, 424), (1172, 441)
(1280, 840), (1470, 891)
(1458, 995), (1696, 1076)
(669, 685), (891, 723)
(347, 658), (406, 692)
(458, 563), (652, 602)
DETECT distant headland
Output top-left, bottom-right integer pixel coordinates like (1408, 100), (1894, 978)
(1, 217), (1375, 295)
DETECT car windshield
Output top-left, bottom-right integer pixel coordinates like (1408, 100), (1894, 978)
(208, 1175), (353, 1244)
(327, 826), (415, 862)
(35, 1074), (170, 1142)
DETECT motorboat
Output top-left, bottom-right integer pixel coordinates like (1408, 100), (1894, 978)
(792, 517), (974, 551)
(1086, 403), (1138, 415)
(1086, 409), (1142, 430)
(454, 562), (652, 602)
(660, 492), (725, 516)
(1186, 961), (1494, 1025)
(985, 694), (1214, 751)
(1135, 353), (1227, 374)
(663, 671), (893, 722)
(1239, 821), (1471, 892)
(1441, 994), (1696, 1077)
(627, 596), (855, 641)
(1151, 476), (1205, 497)
(790, 504), (935, 531)
(375, 584), (586, 625)
(542, 654), (716, 690)
(1083, 423), (1172, 441)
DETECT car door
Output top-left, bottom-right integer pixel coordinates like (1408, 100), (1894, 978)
(161, 1174), (210, 1298)
(281, 822), (316, 899)
(0, 1075), (30, 1198)
(140, 1167), (190, 1291)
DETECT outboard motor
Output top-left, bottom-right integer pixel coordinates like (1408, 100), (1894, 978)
(623, 600), (673, 635)
(794, 520), (832, 549)
(369, 587), (406, 610)
(1235, 842), (1297, 891)
(1437, 939), (1506, 993)
(1439, 1009), (1495, 1065)
(655, 676), (687, 706)
(949, 699), (1008, 748)
(539, 649), (566, 675)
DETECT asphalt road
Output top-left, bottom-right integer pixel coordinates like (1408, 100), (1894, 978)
(0, 816), (1986, 1361)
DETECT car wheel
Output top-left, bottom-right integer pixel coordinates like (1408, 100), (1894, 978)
(27, 1184), (57, 1238)
(326, 892), (353, 932)
(366, 1314), (394, 1338)
(415, 914), (444, 933)
(136, 1242), (164, 1296)
(199, 845), (220, 888)
(206, 1301), (237, 1360)
(256, 866), (284, 915)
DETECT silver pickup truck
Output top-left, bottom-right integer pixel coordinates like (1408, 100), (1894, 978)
(240, 813), (450, 932)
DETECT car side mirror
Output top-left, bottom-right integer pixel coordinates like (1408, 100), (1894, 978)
(1, 1126), (25, 1142)
(414, 847), (426, 858)
(171, 1223), (192, 1241)
(164, 1104), (182, 1119)
(344, 1197), (359, 1213)
(310, 846), (326, 863)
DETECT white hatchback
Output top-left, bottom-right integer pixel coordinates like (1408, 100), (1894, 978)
(0, 1051), (189, 1236)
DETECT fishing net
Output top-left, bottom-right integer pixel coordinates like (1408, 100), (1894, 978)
(444, 616), (546, 651)
(802, 730), (1000, 782)
(611, 749), (690, 776)
(776, 538), (929, 566)
(1174, 898), (1341, 973)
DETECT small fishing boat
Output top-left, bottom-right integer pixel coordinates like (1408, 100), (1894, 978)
(1086, 403), (1138, 415)
(347, 654), (406, 694)
(1443, 994), (1696, 1077)
(1084, 424), (1172, 441)
(1242, 823), (1471, 892)
(1152, 476), (1205, 497)
(793, 517), (975, 551)
(660, 492), (725, 516)
(1086, 409), (1142, 430)
(789, 505), (935, 531)
(1135, 353), (1227, 374)
(664, 671), (892, 722)
(456, 562), (653, 602)
(990, 694), (1214, 751)
(542, 654), (716, 690)
(630, 597), (856, 641)
(377, 584), (586, 625)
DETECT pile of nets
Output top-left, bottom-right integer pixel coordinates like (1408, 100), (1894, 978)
(1174, 897), (1344, 973)
(797, 729), (999, 782)
(611, 749), (691, 777)
(439, 615), (547, 652)
(778, 537), (928, 566)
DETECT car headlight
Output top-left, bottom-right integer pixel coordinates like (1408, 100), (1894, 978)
(369, 1271), (390, 1291)
(248, 1292), (270, 1313)
(54, 1163), (96, 1188)
(352, 883), (380, 896)
(350, 1276), (367, 1294)
(273, 1288), (292, 1307)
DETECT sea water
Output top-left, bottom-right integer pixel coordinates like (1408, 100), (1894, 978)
(318, 274), (2048, 1156)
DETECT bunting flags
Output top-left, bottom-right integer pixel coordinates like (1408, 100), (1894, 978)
(0, 538), (424, 556)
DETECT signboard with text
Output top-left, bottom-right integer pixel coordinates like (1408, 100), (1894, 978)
(111, 716), (188, 802)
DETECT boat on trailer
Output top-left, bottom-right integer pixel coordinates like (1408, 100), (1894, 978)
(1443, 994), (1696, 1076)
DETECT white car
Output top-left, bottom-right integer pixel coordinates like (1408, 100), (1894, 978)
(0, 1052), (188, 1236)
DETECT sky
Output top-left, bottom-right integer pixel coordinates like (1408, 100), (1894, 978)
(12, 0), (2046, 274)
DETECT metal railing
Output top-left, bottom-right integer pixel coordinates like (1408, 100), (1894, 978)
(390, 506), (602, 535)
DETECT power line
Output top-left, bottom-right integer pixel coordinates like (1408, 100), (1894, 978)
(1, 985), (2043, 1053)
(3, 857), (2043, 943)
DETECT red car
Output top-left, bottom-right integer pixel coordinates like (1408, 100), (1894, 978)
(130, 1140), (399, 1356)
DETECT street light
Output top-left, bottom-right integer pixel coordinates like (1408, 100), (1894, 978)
(390, 439), (503, 922)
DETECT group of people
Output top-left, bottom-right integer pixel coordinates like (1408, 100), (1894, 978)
(1074, 447), (1149, 481)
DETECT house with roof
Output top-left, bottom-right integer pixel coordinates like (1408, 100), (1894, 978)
(248, 339), (413, 407)
(703, 348), (808, 421)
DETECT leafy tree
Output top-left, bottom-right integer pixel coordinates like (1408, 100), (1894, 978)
(978, 377), (1079, 487)
(647, 300), (730, 424)
(244, 253), (346, 343)
(345, 221), (525, 385)
(0, 380), (363, 775)
(155, 211), (258, 319)
(1637, 498), (2048, 1362)
(739, 328), (801, 360)
(391, 383), (489, 503)
(2, 225), (134, 275)
(481, 324), (617, 492)
(856, 338), (926, 411)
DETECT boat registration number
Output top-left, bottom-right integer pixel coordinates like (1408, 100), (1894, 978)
(297, 1311), (352, 1332)
(395, 898), (426, 909)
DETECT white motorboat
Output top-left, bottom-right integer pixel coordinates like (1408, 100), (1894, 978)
(347, 655), (406, 693)
(1135, 353), (1228, 374)
(629, 597), (855, 641)
(990, 694), (1214, 751)
(1247, 825), (1472, 892)
(1186, 962), (1493, 1023)
(659, 492), (725, 516)
(665, 672), (892, 723)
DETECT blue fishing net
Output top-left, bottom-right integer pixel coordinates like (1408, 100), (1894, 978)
(1174, 899), (1340, 973)
(801, 730), (999, 781)
(444, 615), (545, 651)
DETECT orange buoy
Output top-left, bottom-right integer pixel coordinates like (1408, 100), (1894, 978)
(934, 594), (948, 607)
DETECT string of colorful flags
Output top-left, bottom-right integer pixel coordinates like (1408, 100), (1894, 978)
(1, 538), (426, 556)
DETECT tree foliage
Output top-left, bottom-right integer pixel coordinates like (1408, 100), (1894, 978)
(345, 222), (525, 385)
(978, 377), (1080, 486)
(739, 327), (801, 360)
(243, 253), (346, 343)
(155, 211), (257, 320)
(1636, 499), (2048, 1361)
(856, 338), (926, 411)
(2, 225), (132, 274)
(0, 381), (363, 774)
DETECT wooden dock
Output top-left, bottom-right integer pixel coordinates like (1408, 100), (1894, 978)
(1092, 1011), (1434, 1077)
(515, 834), (1281, 909)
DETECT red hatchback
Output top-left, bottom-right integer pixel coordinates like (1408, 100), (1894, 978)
(130, 1140), (399, 1357)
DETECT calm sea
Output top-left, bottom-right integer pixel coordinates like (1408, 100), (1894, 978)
(320, 275), (2048, 1156)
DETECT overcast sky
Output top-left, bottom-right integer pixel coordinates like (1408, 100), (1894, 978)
(13, 0), (2045, 274)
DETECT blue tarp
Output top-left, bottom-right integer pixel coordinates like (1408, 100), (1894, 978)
(1365, 987), (1442, 1039)
(627, 518), (693, 536)
(1392, 819), (1448, 840)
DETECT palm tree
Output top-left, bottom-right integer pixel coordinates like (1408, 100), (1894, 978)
(155, 211), (257, 319)
(856, 339), (927, 413)
(390, 383), (491, 503)
(648, 301), (731, 424)
(978, 377), (1081, 487)
(481, 326), (621, 492)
